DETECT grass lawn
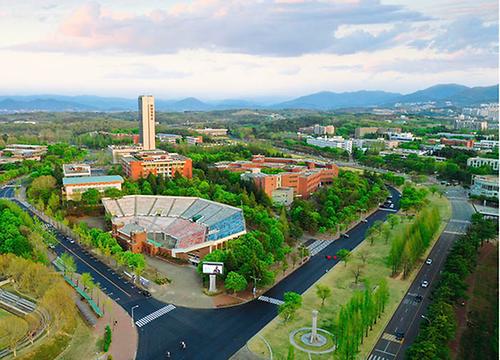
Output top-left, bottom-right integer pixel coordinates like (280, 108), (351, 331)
(247, 193), (451, 360)
(16, 315), (97, 360)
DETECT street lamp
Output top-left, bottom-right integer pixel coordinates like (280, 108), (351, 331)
(421, 315), (432, 324)
(131, 305), (139, 326)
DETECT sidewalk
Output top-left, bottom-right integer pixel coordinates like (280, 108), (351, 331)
(95, 289), (138, 360)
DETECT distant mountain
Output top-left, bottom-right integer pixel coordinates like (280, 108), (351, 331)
(394, 84), (469, 103)
(449, 85), (499, 105)
(0, 84), (497, 112)
(273, 90), (402, 110)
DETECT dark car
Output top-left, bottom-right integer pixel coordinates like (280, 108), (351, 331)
(141, 290), (152, 297)
(395, 331), (405, 341)
(415, 295), (423, 303)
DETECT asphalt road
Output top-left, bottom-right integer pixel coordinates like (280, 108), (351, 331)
(0, 185), (401, 360)
(368, 186), (474, 360)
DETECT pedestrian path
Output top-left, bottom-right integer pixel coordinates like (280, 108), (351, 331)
(306, 240), (330, 256)
(135, 304), (176, 328)
(257, 296), (284, 306)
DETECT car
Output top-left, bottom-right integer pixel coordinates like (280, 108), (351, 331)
(69, 238), (75, 244)
(395, 331), (405, 341)
(325, 255), (332, 260)
(361, 219), (368, 223)
(141, 290), (152, 297)
(425, 258), (432, 265)
(415, 295), (423, 303)
(341, 233), (350, 238)
(389, 204), (394, 209)
(421, 280), (429, 288)
(49, 244), (56, 249)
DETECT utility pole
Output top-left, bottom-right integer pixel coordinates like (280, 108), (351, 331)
(250, 273), (261, 298)
(131, 305), (139, 326)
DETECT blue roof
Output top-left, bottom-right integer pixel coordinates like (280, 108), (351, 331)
(63, 175), (124, 185)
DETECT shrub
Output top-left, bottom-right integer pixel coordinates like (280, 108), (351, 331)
(103, 325), (112, 352)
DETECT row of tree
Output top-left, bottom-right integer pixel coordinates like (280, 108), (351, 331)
(387, 205), (441, 277)
(328, 280), (390, 360)
(406, 214), (498, 359)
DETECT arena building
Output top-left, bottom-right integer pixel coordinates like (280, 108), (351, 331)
(102, 195), (246, 263)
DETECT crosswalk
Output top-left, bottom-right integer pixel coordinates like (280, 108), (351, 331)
(135, 304), (176, 328)
(368, 354), (390, 360)
(306, 240), (330, 256)
(382, 332), (402, 343)
(258, 296), (284, 306)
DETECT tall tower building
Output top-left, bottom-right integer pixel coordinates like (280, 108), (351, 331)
(138, 95), (156, 150)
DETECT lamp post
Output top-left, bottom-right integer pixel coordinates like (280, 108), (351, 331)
(131, 305), (139, 326)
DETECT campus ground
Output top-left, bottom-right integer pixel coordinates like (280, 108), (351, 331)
(246, 193), (451, 360)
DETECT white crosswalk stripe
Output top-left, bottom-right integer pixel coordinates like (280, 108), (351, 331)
(306, 240), (330, 256)
(258, 296), (284, 306)
(135, 304), (176, 328)
(369, 355), (388, 360)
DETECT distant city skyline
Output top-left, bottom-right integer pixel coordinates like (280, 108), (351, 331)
(0, 0), (497, 99)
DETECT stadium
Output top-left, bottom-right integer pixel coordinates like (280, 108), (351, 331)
(102, 195), (246, 263)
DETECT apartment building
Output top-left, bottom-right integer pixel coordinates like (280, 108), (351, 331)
(63, 175), (124, 201)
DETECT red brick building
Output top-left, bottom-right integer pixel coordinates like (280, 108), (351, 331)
(121, 150), (192, 180)
(440, 138), (474, 148)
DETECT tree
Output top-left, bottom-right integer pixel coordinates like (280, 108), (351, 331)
(224, 271), (248, 294)
(315, 284), (332, 306)
(281, 259), (289, 275)
(82, 188), (101, 206)
(81, 272), (93, 292)
(381, 224), (391, 244)
(60, 252), (76, 280)
(336, 248), (351, 267)
(0, 316), (26, 357)
(357, 250), (369, 264)
(351, 264), (363, 284)
(387, 214), (399, 229)
(278, 292), (302, 323)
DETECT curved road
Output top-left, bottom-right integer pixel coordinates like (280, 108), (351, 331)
(0, 185), (400, 360)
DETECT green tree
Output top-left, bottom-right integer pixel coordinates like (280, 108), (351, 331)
(82, 188), (101, 206)
(336, 248), (351, 267)
(224, 271), (248, 294)
(60, 252), (76, 280)
(315, 284), (332, 306)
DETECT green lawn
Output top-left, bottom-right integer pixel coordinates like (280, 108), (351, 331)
(247, 193), (451, 359)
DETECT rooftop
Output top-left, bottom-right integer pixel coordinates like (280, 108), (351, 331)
(63, 175), (124, 185)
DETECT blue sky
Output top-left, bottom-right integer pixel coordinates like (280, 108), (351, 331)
(0, 0), (497, 99)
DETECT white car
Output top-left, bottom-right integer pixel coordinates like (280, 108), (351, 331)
(425, 258), (432, 265)
(421, 280), (429, 288)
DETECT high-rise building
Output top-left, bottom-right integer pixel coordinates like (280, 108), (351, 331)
(138, 95), (156, 150)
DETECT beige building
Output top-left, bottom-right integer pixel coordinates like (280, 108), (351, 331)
(271, 187), (294, 206)
(139, 95), (156, 150)
(63, 175), (124, 201)
(108, 145), (143, 164)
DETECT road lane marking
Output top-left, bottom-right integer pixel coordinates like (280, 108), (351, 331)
(443, 230), (466, 235)
(56, 237), (132, 297)
(258, 296), (285, 305)
(135, 304), (176, 328)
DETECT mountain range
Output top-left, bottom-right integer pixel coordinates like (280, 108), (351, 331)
(0, 84), (497, 112)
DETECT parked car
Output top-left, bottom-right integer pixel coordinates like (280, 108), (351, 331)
(415, 295), (423, 303)
(361, 219), (368, 223)
(395, 331), (405, 341)
(341, 233), (350, 238)
(425, 258), (432, 265)
(421, 280), (429, 288)
(141, 290), (152, 297)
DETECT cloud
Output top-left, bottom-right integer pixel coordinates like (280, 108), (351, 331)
(13, 0), (428, 56)
(411, 16), (498, 53)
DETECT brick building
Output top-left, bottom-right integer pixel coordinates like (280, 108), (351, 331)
(440, 138), (475, 148)
(121, 150), (193, 180)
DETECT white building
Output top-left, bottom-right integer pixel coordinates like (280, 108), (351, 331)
(108, 145), (143, 164)
(63, 164), (91, 177)
(470, 175), (499, 199)
(307, 136), (353, 153)
(138, 95), (156, 150)
(271, 187), (294, 206)
(467, 157), (499, 171)
(157, 133), (182, 144)
(63, 175), (124, 201)
(388, 132), (414, 142)
(473, 140), (499, 151)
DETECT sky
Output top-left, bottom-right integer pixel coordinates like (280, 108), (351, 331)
(0, 0), (498, 100)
